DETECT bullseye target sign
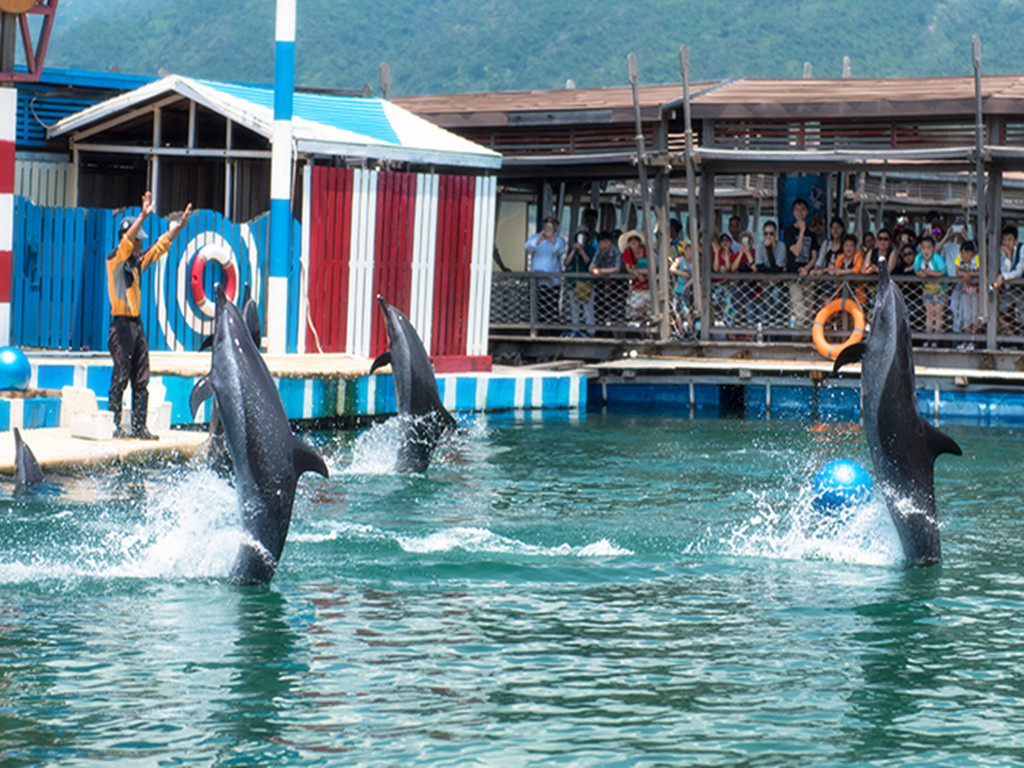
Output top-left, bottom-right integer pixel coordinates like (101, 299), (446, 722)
(155, 226), (261, 351)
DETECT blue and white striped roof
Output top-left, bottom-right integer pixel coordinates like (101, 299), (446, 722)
(49, 74), (501, 170)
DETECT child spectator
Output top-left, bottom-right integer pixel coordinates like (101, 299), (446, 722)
(669, 234), (693, 336)
(914, 234), (946, 346)
(953, 239), (981, 346)
(830, 233), (866, 304)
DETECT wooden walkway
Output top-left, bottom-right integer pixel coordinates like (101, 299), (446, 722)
(0, 427), (208, 475)
(148, 352), (373, 379)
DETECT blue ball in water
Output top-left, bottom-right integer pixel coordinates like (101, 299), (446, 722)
(812, 459), (873, 514)
(0, 346), (31, 391)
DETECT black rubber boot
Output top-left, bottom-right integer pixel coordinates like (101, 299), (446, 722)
(130, 390), (157, 440)
(111, 404), (129, 439)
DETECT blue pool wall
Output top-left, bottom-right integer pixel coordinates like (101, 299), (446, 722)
(3, 360), (589, 430)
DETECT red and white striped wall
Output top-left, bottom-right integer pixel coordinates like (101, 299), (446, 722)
(0, 88), (15, 346)
(303, 165), (496, 369)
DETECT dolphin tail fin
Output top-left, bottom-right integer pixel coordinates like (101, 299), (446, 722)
(293, 437), (329, 478)
(13, 428), (44, 487)
(440, 407), (459, 432)
(190, 374), (214, 419)
(924, 420), (962, 459)
(369, 351), (391, 376)
(832, 342), (867, 374)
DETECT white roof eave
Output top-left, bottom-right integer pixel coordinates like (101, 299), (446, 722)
(48, 74), (502, 169)
(297, 138), (502, 169)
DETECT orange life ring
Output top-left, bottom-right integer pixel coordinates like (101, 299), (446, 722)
(190, 246), (239, 318)
(812, 297), (865, 360)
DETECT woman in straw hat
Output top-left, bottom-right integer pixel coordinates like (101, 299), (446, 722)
(619, 230), (650, 325)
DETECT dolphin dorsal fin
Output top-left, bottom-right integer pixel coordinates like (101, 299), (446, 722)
(293, 437), (329, 478)
(189, 374), (214, 419)
(14, 428), (44, 488)
(369, 351), (392, 376)
(924, 421), (963, 459)
(832, 342), (867, 374)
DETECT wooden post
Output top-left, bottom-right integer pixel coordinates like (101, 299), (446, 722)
(627, 52), (668, 341)
(0, 12), (16, 74)
(988, 169), (1003, 346)
(679, 45), (704, 329)
(973, 34), (994, 349)
(699, 167), (715, 341)
(379, 62), (391, 99)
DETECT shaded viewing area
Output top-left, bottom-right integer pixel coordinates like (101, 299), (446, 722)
(396, 41), (1024, 365)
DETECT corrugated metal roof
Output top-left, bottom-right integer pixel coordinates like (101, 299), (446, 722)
(203, 80), (401, 145)
(676, 75), (1024, 119)
(394, 82), (719, 127)
(13, 66), (157, 151)
(48, 74), (501, 169)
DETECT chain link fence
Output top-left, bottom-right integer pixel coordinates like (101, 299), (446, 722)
(490, 271), (1024, 348)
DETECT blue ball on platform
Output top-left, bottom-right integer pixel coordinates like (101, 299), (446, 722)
(0, 346), (31, 391)
(812, 459), (873, 515)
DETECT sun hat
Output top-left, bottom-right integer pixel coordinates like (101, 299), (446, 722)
(618, 229), (644, 252)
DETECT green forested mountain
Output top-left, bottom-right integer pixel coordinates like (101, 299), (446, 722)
(42, 0), (1024, 96)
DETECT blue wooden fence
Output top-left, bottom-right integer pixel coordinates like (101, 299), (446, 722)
(11, 197), (304, 352)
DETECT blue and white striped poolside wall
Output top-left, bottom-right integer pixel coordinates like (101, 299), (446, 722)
(13, 359), (589, 430)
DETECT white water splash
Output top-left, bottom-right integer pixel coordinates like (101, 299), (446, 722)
(293, 520), (632, 558)
(721, 485), (904, 567)
(338, 415), (471, 476)
(340, 418), (407, 475)
(0, 468), (243, 584)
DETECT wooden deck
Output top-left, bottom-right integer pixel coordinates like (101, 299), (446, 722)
(0, 427), (208, 476)
(148, 352), (373, 379)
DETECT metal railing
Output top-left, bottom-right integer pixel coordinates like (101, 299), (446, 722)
(490, 271), (1024, 349)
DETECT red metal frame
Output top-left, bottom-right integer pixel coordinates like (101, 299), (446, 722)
(370, 170), (416, 356)
(307, 165), (354, 352)
(0, 0), (59, 83)
(431, 174), (475, 356)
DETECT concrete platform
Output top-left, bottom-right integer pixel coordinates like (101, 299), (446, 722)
(0, 427), (208, 475)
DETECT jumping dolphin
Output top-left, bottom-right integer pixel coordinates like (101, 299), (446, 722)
(13, 428), (43, 493)
(833, 258), (962, 566)
(190, 284), (328, 584)
(199, 282), (261, 476)
(369, 296), (458, 473)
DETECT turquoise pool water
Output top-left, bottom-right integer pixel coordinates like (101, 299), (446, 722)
(1, 413), (1022, 766)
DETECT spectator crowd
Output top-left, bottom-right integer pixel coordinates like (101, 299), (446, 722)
(523, 205), (1024, 347)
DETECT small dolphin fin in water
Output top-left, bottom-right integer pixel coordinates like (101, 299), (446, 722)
(832, 341), (867, 373)
(13, 427), (44, 491)
(369, 351), (392, 376)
